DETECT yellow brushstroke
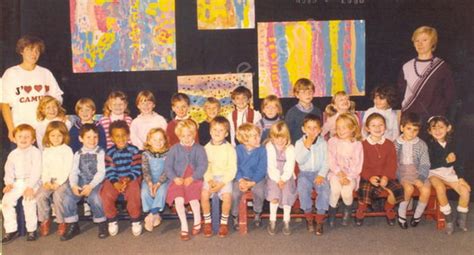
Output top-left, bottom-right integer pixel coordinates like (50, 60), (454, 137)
(84, 32), (116, 68)
(286, 22), (312, 89)
(329, 21), (344, 94)
(95, 0), (115, 5)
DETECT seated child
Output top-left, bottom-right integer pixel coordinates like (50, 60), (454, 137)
(198, 97), (221, 145)
(69, 98), (107, 152)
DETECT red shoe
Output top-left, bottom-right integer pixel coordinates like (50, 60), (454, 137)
(192, 223), (201, 235)
(180, 231), (190, 241)
(40, 220), (51, 237)
(218, 224), (228, 238)
(57, 223), (67, 236)
(203, 223), (213, 237)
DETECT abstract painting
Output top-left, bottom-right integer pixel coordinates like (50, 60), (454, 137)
(258, 20), (365, 98)
(197, 0), (255, 30)
(177, 73), (253, 123)
(70, 0), (176, 73)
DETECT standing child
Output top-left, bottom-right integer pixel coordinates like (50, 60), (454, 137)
(69, 98), (107, 152)
(355, 113), (403, 226)
(427, 116), (470, 234)
(36, 121), (74, 237)
(201, 116), (237, 238)
(258, 95), (284, 143)
(395, 113), (431, 229)
(99, 91), (132, 148)
(166, 92), (197, 146)
(327, 113), (364, 227)
(2, 124), (41, 243)
(130, 90), (167, 150)
(198, 97), (221, 145)
(165, 119), (207, 241)
(285, 78), (322, 144)
(35, 95), (71, 150)
(265, 121), (297, 236)
(62, 124), (108, 241)
(231, 123), (267, 230)
(141, 128), (170, 232)
(100, 120), (143, 237)
(226, 86), (262, 146)
(321, 91), (356, 139)
(362, 86), (399, 141)
(295, 114), (330, 235)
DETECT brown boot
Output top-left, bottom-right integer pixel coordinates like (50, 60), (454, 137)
(203, 223), (213, 237)
(315, 214), (325, 236)
(57, 223), (67, 236)
(218, 224), (229, 237)
(40, 220), (51, 237)
(305, 213), (314, 232)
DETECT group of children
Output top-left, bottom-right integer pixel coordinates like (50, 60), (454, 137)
(2, 77), (471, 244)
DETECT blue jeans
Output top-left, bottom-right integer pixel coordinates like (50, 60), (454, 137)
(63, 184), (106, 223)
(297, 171), (330, 214)
(141, 181), (169, 213)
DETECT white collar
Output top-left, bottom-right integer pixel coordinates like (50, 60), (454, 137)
(396, 136), (419, 145)
(366, 135), (385, 145)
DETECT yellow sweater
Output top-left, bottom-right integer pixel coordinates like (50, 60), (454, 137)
(204, 141), (237, 184)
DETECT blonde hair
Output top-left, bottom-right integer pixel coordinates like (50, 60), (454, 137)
(293, 78), (315, 95)
(335, 113), (362, 141)
(43, 121), (70, 147)
(135, 90), (156, 106)
(175, 119), (198, 137)
(267, 121), (291, 146)
(13, 124), (36, 141)
(37, 96), (66, 121)
(204, 97), (221, 109)
(325, 91), (356, 117)
(236, 123), (261, 144)
(75, 98), (96, 114)
(144, 128), (169, 153)
(103, 91), (130, 117)
(412, 26), (438, 51)
(261, 95), (283, 118)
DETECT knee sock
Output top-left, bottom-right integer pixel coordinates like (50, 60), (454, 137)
(457, 206), (469, 213)
(413, 202), (427, 219)
(270, 203), (278, 222)
(203, 213), (211, 224)
(175, 197), (188, 232)
(220, 214), (229, 225)
(189, 200), (201, 228)
(283, 205), (291, 223)
(440, 204), (452, 215)
(398, 201), (409, 222)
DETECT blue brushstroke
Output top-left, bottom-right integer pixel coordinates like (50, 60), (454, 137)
(275, 23), (290, 96)
(234, 0), (245, 28)
(354, 20), (366, 93)
(322, 21), (332, 94)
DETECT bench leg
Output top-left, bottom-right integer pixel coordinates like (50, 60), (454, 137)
(238, 194), (248, 235)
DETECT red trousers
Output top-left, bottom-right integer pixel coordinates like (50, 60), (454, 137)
(100, 178), (142, 221)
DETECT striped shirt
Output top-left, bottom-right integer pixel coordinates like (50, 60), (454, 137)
(105, 144), (142, 183)
(99, 115), (133, 148)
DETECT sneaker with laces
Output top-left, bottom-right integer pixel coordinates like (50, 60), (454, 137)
(108, 221), (119, 236)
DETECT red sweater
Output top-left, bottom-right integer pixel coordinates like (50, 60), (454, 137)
(361, 139), (397, 180)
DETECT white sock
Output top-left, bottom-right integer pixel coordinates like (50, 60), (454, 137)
(398, 201), (409, 222)
(270, 203), (278, 222)
(203, 213), (211, 224)
(440, 204), (452, 215)
(457, 206), (469, 213)
(283, 205), (291, 223)
(175, 197), (188, 232)
(189, 200), (201, 228)
(220, 214), (229, 225)
(413, 202), (427, 219)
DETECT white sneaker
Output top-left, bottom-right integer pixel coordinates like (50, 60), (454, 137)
(131, 222), (143, 236)
(108, 221), (119, 236)
(84, 203), (92, 216)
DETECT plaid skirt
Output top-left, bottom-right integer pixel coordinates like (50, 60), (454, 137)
(358, 179), (404, 205)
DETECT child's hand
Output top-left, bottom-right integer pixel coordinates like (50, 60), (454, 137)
(208, 179), (216, 188)
(414, 179), (424, 189)
(147, 181), (154, 195)
(379, 176), (388, 188)
(341, 177), (351, 186)
(174, 177), (184, 186)
(23, 187), (35, 201)
(43, 182), (52, 190)
(3, 184), (14, 193)
(50, 183), (60, 191)
(80, 184), (93, 197)
(152, 183), (161, 195)
(369, 176), (380, 186)
(72, 185), (82, 196)
(303, 134), (317, 149)
(184, 177), (194, 186)
(113, 182), (124, 192)
(314, 176), (325, 185)
(459, 178), (471, 192)
(278, 180), (286, 189)
(446, 153), (456, 163)
(337, 171), (347, 179)
(210, 182), (224, 193)
(239, 180), (249, 192)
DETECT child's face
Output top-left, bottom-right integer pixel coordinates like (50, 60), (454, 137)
(49, 129), (64, 147)
(21, 45), (40, 65)
(178, 128), (195, 146)
(302, 120), (322, 138)
(148, 132), (166, 151)
(366, 118), (386, 139)
(109, 98), (127, 116)
(428, 121), (451, 142)
(244, 131), (261, 149)
(334, 95), (351, 112)
(263, 102), (279, 119)
(401, 123), (420, 141)
(79, 130), (99, 149)
(14, 130), (35, 149)
(137, 99), (155, 115)
(172, 100), (189, 118)
(414, 32), (434, 56)
(272, 136), (287, 149)
(78, 106), (95, 122)
(295, 88), (314, 105)
(232, 94), (250, 111)
(374, 95), (390, 110)
(204, 103), (220, 120)
(44, 101), (59, 120)
(111, 128), (129, 149)
(210, 123), (228, 144)
(336, 119), (354, 141)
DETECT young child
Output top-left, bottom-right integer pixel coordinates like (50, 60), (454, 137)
(355, 113), (403, 226)
(99, 120), (143, 237)
(166, 92), (197, 146)
(2, 124), (41, 243)
(198, 97), (221, 145)
(321, 91), (356, 139)
(265, 121), (297, 236)
(165, 119), (208, 241)
(130, 90), (167, 150)
(35, 95), (71, 150)
(99, 91), (132, 148)
(258, 95), (284, 143)
(141, 128), (170, 232)
(295, 114), (330, 235)
(427, 116), (470, 234)
(36, 121), (74, 237)
(69, 98), (107, 152)
(231, 123), (267, 230)
(201, 116), (237, 238)
(62, 124), (108, 240)
(327, 113), (363, 227)
(226, 86), (262, 146)
(285, 78), (322, 144)
(395, 113), (431, 229)
(362, 86), (399, 141)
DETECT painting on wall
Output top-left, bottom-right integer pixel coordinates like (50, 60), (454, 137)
(197, 0), (255, 30)
(258, 20), (366, 98)
(177, 73), (253, 123)
(70, 0), (176, 73)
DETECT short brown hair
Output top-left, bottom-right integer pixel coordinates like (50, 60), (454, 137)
(79, 123), (99, 138)
(293, 78), (315, 95)
(204, 97), (221, 108)
(261, 95), (283, 118)
(135, 90), (156, 106)
(171, 92), (190, 106)
(231, 86), (252, 100)
(210, 116), (230, 132)
(303, 114), (322, 127)
(400, 112), (422, 128)
(16, 35), (45, 55)
(236, 123), (261, 144)
(371, 86), (398, 108)
(13, 124), (36, 141)
(75, 98), (96, 114)
(43, 121), (70, 147)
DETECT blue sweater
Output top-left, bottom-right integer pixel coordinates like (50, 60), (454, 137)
(285, 104), (321, 144)
(69, 120), (107, 153)
(105, 144), (142, 183)
(235, 144), (267, 183)
(165, 143), (208, 180)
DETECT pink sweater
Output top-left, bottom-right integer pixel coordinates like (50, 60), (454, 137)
(327, 136), (364, 189)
